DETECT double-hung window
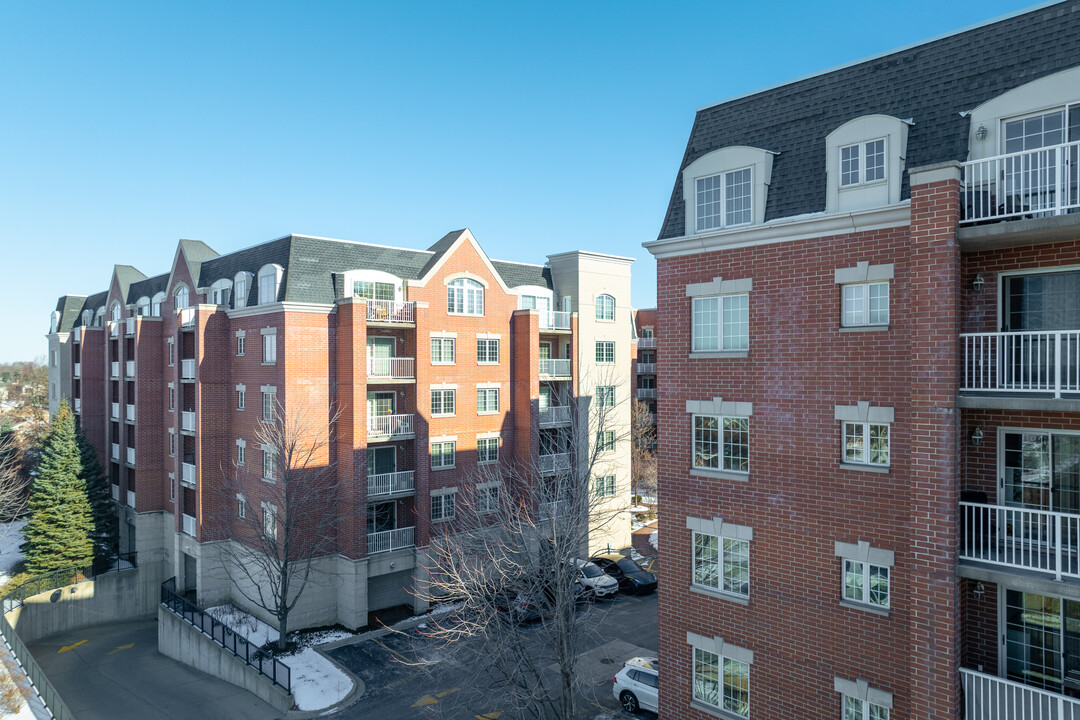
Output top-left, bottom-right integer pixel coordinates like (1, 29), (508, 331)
(262, 333), (276, 364)
(835, 540), (894, 612)
(353, 280), (395, 301)
(477, 437), (499, 464)
(836, 679), (892, 720)
(594, 475), (616, 497)
(237, 493), (246, 519)
(696, 167), (753, 232)
(431, 490), (456, 521)
(844, 422), (889, 466)
(237, 385), (246, 410)
(431, 337), (455, 364)
(237, 335), (245, 356)
(844, 696), (890, 720)
(263, 449), (277, 482)
(688, 517), (752, 599)
(262, 501), (277, 538)
(840, 138), (886, 187)
(689, 633), (752, 718)
(447, 278), (484, 315)
(478, 483), (499, 512)
(237, 439), (246, 466)
(595, 341), (615, 363)
(842, 282), (889, 327)
(693, 294), (749, 352)
(597, 386), (615, 408)
(597, 431), (616, 453)
(262, 391), (276, 423)
(477, 388), (499, 414)
(477, 338), (499, 364)
(431, 389), (455, 417)
(693, 415), (749, 473)
(431, 441), (455, 469)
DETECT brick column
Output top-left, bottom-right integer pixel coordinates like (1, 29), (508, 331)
(510, 309), (540, 471)
(334, 299), (367, 559)
(907, 162), (962, 719)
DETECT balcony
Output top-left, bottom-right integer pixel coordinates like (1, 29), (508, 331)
(637, 388), (657, 399)
(366, 300), (415, 324)
(74, 362), (81, 378)
(961, 140), (1079, 225)
(539, 359), (572, 378)
(125, 360), (135, 379)
(961, 667), (1080, 719)
(540, 452), (570, 475)
(178, 307), (195, 329)
(125, 317), (136, 336)
(111, 402), (120, 421)
(182, 514), (196, 537)
(125, 403), (135, 423)
(539, 405), (572, 428)
(539, 311), (572, 331)
(637, 362), (657, 374)
(366, 357), (416, 381)
(111, 484), (119, 501)
(367, 414), (415, 440)
(180, 359), (195, 380)
(74, 398), (81, 414)
(181, 411), (196, 433)
(73, 327), (81, 344)
(110, 361), (120, 379)
(960, 502), (1080, 581)
(111, 443), (119, 462)
(638, 337), (657, 349)
(961, 330), (1080, 399)
(367, 470), (415, 498)
(125, 447), (135, 466)
(127, 490), (135, 508)
(367, 526), (414, 554)
(109, 321), (119, 338)
(181, 462), (196, 487)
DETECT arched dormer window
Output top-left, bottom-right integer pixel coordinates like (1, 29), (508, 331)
(49, 311), (60, 334)
(825, 114), (910, 213)
(151, 291), (165, 316)
(95, 307), (105, 326)
(258, 264), (283, 305)
(596, 294), (615, 321)
(447, 278), (484, 316)
(682, 146), (777, 235)
(82, 309), (93, 327)
(136, 297), (151, 316)
(175, 286), (189, 310)
(110, 302), (122, 322)
(210, 278), (233, 306)
(234, 272), (253, 309)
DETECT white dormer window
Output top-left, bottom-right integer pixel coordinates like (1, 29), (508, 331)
(682, 146), (775, 236)
(83, 309), (93, 326)
(136, 297), (151, 316)
(95, 307), (105, 326)
(258, 265), (283, 305)
(49, 311), (59, 334)
(210, 279), (232, 306)
(697, 167), (752, 231)
(353, 280), (395, 300)
(840, 138), (886, 187)
(233, 272), (252, 309)
(151, 291), (165, 316)
(175, 286), (189, 309)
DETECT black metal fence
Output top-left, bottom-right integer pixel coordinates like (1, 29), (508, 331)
(1, 552), (137, 615)
(160, 578), (291, 692)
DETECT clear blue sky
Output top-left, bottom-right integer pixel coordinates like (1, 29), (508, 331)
(0, 0), (1036, 362)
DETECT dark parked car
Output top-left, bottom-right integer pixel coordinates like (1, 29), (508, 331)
(590, 554), (658, 595)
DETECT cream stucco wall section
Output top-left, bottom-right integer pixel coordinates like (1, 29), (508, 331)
(547, 250), (635, 555)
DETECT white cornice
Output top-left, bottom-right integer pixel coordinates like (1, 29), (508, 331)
(643, 202), (911, 259)
(226, 302), (335, 319)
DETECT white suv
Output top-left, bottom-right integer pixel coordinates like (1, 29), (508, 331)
(612, 656), (658, 714)
(571, 558), (619, 598)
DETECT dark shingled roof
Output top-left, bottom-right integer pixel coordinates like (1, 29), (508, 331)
(127, 273), (169, 304)
(113, 265), (147, 305)
(53, 296), (87, 333)
(178, 239), (221, 288)
(70, 291), (109, 328)
(658, 0), (1080, 240)
(417, 230), (465, 278)
(490, 260), (552, 289)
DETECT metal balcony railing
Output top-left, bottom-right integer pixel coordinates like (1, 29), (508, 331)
(178, 307), (195, 328)
(181, 411), (196, 433)
(181, 462), (196, 487)
(127, 490), (135, 508)
(539, 405), (572, 427)
(637, 337), (657, 349)
(961, 667), (1080, 719)
(367, 470), (415, 497)
(125, 404), (135, 422)
(367, 413), (414, 438)
(539, 311), (572, 331)
(539, 359), (571, 377)
(961, 140), (1080, 224)
(960, 501), (1080, 581)
(125, 360), (135, 379)
(74, 362), (81, 378)
(366, 300), (415, 324)
(367, 357), (416, 380)
(109, 322), (119, 338)
(637, 388), (657, 399)
(540, 452), (570, 475)
(125, 317), (136, 336)
(181, 359), (195, 380)
(961, 330), (1080, 398)
(111, 402), (120, 420)
(111, 443), (119, 462)
(367, 526), (414, 554)
(637, 362), (657, 374)
(110, 361), (120, 379)
(125, 447), (135, 466)
(182, 514), (196, 537)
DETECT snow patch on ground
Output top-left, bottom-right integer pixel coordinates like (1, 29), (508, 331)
(649, 530), (658, 551)
(0, 520), (27, 586)
(390, 601), (463, 630)
(205, 604), (354, 711)
(628, 505), (651, 514)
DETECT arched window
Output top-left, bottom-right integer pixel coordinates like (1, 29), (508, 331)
(596, 294), (615, 321)
(82, 309), (93, 327)
(95, 307), (105, 326)
(258, 265), (283, 305)
(110, 302), (122, 322)
(136, 297), (151, 316)
(175, 286), (189, 310)
(151, 292), (165, 316)
(447, 278), (484, 316)
(234, 272), (253, 309)
(49, 311), (60, 334)
(210, 279), (233, 306)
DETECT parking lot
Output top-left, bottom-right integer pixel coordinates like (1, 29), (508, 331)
(328, 589), (658, 719)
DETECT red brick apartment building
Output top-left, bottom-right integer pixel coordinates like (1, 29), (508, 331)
(643, 3), (1080, 718)
(634, 308), (659, 419)
(46, 229), (635, 629)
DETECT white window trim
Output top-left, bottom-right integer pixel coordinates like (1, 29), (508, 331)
(430, 336), (456, 365)
(431, 440), (456, 471)
(595, 293), (615, 322)
(430, 487), (458, 522)
(686, 276), (753, 357)
(839, 137), (888, 188)
(477, 436), (500, 465)
(430, 388), (456, 418)
(446, 277), (485, 316)
(476, 337), (500, 365)
(687, 516), (753, 601)
(595, 340), (616, 364)
(835, 540), (895, 612)
(687, 397), (753, 479)
(686, 631), (753, 718)
(835, 403), (893, 469)
(834, 677), (893, 714)
(477, 386), (500, 415)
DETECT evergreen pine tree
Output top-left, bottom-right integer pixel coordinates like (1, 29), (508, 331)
(20, 401), (94, 575)
(77, 429), (117, 561)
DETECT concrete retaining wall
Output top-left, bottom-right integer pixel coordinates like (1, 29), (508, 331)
(157, 605), (293, 713)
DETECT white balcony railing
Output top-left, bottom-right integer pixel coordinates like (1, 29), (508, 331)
(637, 388), (657, 399)
(181, 411), (196, 432)
(111, 402), (120, 420)
(539, 311), (572, 331)
(367, 526), (414, 554)
(180, 358), (195, 380)
(110, 361), (120, 379)
(125, 317), (136, 336)
(637, 337), (657, 349)
(637, 362), (657, 374)
(109, 321), (119, 338)
(182, 514), (196, 537)
(960, 501), (1080, 582)
(126, 447), (135, 466)
(127, 490), (135, 508)
(367, 413), (414, 438)
(178, 307), (195, 328)
(74, 398), (81, 413)
(111, 443), (119, 462)
(73, 327), (81, 344)
(961, 330), (1080, 398)
(181, 462), (196, 487)
(367, 470), (415, 497)
(73, 362), (81, 378)
(367, 357), (416, 380)
(539, 405), (572, 427)
(125, 403), (134, 422)
(961, 140), (1080, 224)
(111, 484), (119, 501)
(366, 300), (415, 324)
(540, 452), (570, 475)
(125, 360), (135, 378)
(539, 359), (571, 377)
(961, 667), (1080, 720)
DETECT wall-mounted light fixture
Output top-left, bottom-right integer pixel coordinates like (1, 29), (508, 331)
(973, 581), (986, 600)
(971, 427), (984, 447)
(972, 274), (985, 292)
(975, 124), (988, 141)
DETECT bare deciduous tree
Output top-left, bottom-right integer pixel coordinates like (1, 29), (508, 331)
(215, 403), (344, 651)
(0, 429), (28, 525)
(631, 398), (657, 504)
(415, 377), (631, 720)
